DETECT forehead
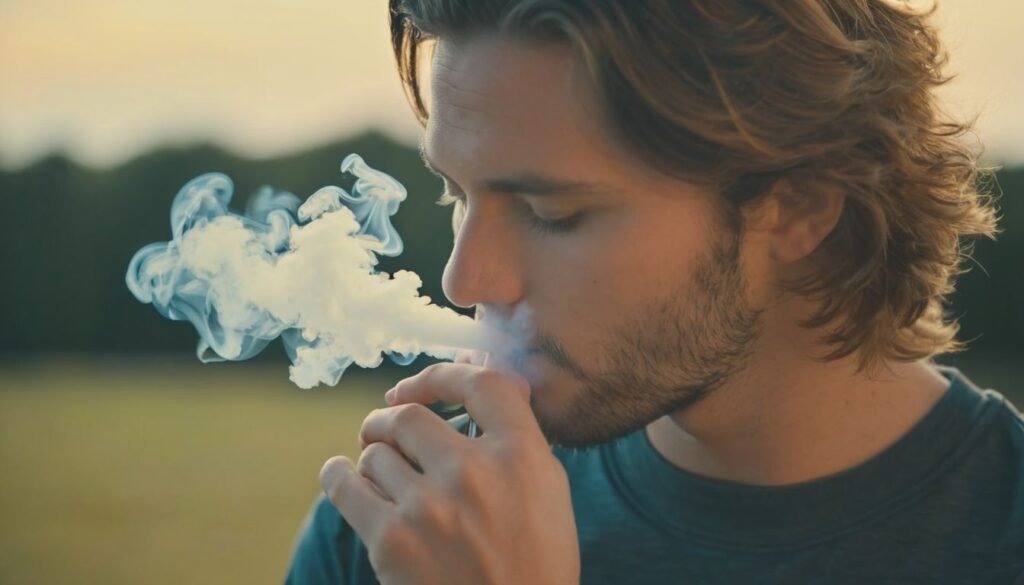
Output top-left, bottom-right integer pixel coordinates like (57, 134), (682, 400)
(424, 36), (619, 175)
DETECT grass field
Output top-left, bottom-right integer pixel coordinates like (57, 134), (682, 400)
(0, 357), (396, 585)
(0, 353), (1020, 585)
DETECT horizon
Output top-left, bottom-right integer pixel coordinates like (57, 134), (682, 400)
(0, 128), (405, 172)
(1, 0), (1022, 170)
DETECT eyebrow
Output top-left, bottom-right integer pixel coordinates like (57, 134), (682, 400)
(419, 146), (619, 198)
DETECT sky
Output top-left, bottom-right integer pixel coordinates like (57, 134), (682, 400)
(0, 0), (1021, 169)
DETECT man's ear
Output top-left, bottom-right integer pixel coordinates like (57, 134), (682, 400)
(747, 180), (845, 264)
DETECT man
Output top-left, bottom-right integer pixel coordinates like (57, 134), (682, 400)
(287, 1), (1024, 583)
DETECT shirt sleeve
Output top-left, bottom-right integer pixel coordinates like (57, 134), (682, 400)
(283, 492), (382, 585)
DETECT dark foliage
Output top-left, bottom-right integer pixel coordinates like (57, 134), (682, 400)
(0, 132), (451, 360)
(0, 135), (1019, 359)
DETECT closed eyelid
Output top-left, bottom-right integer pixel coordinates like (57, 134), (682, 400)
(419, 146), (619, 200)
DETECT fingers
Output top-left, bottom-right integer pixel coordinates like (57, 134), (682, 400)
(356, 441), (423, 503)
(386, 363), (537, 440)
(360, 403), (467, 470)
(320, 456), (392, 542)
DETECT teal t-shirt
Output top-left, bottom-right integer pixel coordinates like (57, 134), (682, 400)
(284, 367), (1024, 584)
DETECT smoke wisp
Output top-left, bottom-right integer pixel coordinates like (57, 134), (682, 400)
(125, 154), (519, 388)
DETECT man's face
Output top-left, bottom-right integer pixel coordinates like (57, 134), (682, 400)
(424, 36), (763, 448)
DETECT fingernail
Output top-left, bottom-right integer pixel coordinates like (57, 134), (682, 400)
(384, 388), (396, 404)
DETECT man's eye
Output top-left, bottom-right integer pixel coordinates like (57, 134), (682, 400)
(523, 209), (586, 235)
(436, 190), (585, 235)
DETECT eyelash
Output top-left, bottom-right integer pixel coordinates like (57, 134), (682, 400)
(435, 191), (585, 235)
(524, 212), (585, 235)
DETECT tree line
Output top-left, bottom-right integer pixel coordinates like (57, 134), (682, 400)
(0, 131), (1020, 359)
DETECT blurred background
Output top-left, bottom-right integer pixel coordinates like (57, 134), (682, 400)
(0, 1), (1021, 583)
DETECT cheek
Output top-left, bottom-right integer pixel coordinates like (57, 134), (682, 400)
(523, 209), (709, 328)
(518, 238), (621, 351)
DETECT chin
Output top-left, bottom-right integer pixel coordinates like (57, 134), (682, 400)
(525, 372), (573, 418)
(513, 353), (637, 449)
(526, 376), (612, 449)
(521, 367), (576, 426)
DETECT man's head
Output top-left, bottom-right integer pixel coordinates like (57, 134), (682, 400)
(389, 0), (999, 447)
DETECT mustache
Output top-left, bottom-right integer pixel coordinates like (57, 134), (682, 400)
(520, 332), (589, 382)
(473, 305), (586, 381)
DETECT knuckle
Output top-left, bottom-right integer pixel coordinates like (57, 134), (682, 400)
(391, 403), (429, 429)
(469, 369), (529, 408)
(356, 442), (389, 476)
(388, 379), (409, 404)
(404, 363), (441, 391)
(358, 409), (381, 444)
(467, 367), (503, 391)
(420, 362), (445, 378)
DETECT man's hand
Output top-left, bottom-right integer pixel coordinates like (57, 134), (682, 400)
(319, 363), (580, 585)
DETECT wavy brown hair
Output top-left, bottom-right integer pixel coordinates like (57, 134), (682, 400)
(389, 0), (1001, 374)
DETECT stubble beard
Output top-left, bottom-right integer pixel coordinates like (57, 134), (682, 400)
(533, 230), (764, 449)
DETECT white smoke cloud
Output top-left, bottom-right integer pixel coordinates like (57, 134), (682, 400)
(125, 154), (524, 388)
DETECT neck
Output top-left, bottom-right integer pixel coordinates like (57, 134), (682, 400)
(646, 301), (952, 487)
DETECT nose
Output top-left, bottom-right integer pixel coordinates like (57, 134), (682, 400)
(442, 199), (525, 310)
